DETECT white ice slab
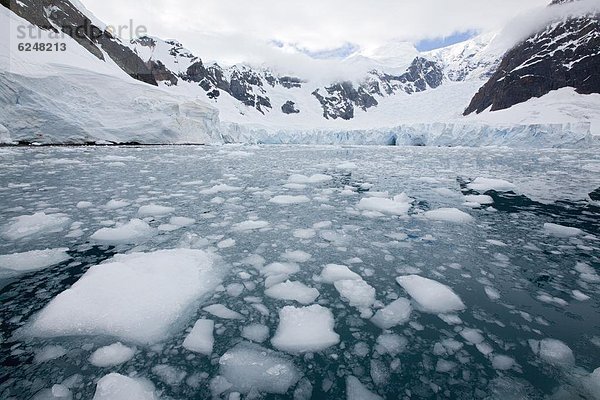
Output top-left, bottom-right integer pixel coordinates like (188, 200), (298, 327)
(203, 304), (244, 320)
(396, 275), (465, 314)
(27, 249), (225, 344)
(269, 195), (310, 205)
(92, 373), (157, 400)
(271, 305), (340, 353)
(265, 281), (320, 305)
(0, 248), (71, 278)
(1, 212), (70, 240)
(370, 298), (412, 329)
(89, 342), (135, 367)
(182, 319), (214, 355)
(467, 178), (516, 192)
(424, 208), (474, 223)
(90, 219), (155, 244)
(219, 342), (300, 394)
(317, 264), (362, 283)
(357, 195), (411, 216)
(543, 223), (582, 238)
(346, 376), (383, 400)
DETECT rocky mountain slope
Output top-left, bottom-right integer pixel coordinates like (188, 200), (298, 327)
(465, 0), (600, 114)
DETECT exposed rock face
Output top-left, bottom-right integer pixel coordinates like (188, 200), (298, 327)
(465, 6), (600, 114)
(312, 57), (444, 120)
(281, 101), (300, 114)
(3, 0), (157, 85)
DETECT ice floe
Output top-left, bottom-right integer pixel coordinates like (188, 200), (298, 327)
(529, 338), (575, 366)
(90, 219), (155, 244)
(396, 275), (466, 314)
(89, 342), (135, 367)
(0, 248), (71, 278)
(1, 212), (70, 240)
(370, 298), (412, 329)
(219, 342), (300, 394)
(92, 373), (157, 400)
(317, 264), (362, 283)
(27, 249), (226, 344)
(265, 281), (320, 305)
(543, 223), (583, 238)
(232, 220), (269, 232)
(182, 319), (214, 355)
(271, 305), (340, 353)
(357, 194), (412, 216)
(467, 178), (516, 193)
(269, 195), (310, 205)
(334, 279), (376, 317)
(346, 376), (383, 400)
(288, 174), (332, 184)
(203, 304), (244, 320)
(424, 208), (474, 223)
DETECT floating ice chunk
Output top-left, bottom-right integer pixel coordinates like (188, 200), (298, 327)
(282, 250), (312, 263)
(370, 359), (390, 387)
(288, 174), (332, 184)
(486, 239), (507, 247)
(182, 319), (214, 355)
(34, 345), (67, 364)
(370, 298), (412, 329)
(572, 290), (591, 301)
(261, 262), (300, 281)
(346, 376), (382, 400)
(337, 162), (357, 170)
(424, 208), (474, 223)
(293, 229), (316, 239)
(575, 262), (600, 283)
(460, 328), (485, 345)
(467, 178), (516, 193)
(529, 338), (575, 366)
(32, 384), (72, 400)
(203, 304), (244, 320)
(92, 373), (157, 400)
(464, 195), (494, 205)
(272, 305), (340, 353)
(484, 286), (501, 301)
(334, 279), (376, 317)
(137, 204), (175, 218)
(152, 364), (186, 386)
(2, 212), (70, 240)
(357, 194), (412, 216)
(200, 184), (241, 194)
(89, 343), (135, 367)
(28, 249), (226, 344)
(76, 201), (93, 209)
(269, 195), (310, 205)
(90, 219), (155, 244)
(0, 248), (71, 278)
(396, 275), (465, 314)
(104, 200), (129, 210)
(544, 223), (582, 238)
(375, 334), (408, 355)
(265, 281), (320, 305)
(219, 342), (300, 394)
(491, 354), (515, 370)
(436, 359), (457, 373)
(217, 238), (236, 249)
(232, 220), (269, 232)
(241, 324), (270, 343)
(318, 264), (362, 283)
(209, 376), (233, 397)
(169, 217), (196, 227)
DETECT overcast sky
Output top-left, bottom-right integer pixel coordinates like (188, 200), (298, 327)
(81, 0), (549, 66)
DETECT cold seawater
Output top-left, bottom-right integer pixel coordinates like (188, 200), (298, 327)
(0, 145), (599, 400)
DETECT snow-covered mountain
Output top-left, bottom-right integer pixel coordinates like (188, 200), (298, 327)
(0, 0), (599, 146)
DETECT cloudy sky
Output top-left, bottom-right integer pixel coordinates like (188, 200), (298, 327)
(81, 0), (549, 67)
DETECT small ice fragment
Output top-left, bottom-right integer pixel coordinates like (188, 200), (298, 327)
(90, 219), (155, 244)
(464, 195), (494, 205)
(396, 275), (465, 314)
(104, 200), (129, 210)
(424, 208), (474, 223)
(232, 220), (269, 232)
(467, 178), (516, 193)
(2, 212), (70, 240)
(293, 229), (316, 239)
(375, 334), (407, 356)
(460, 328), (485, 345)
(152, 364), (186, 386)
(137, 204), (175, 217)
(318, 264), (362, 283)
(334, 279), (376, 316)
(203, 304), (244, 320)
(272, 305), (340, 353)
(544, 223), (582, 238)
(92, 373), (157, 400)
(269, 195), (310, 205)
(491, 354), (515, 370)
(529, 338), (575, 366)
(288, 174), (332, 184)
(241, 324), (270, 343)
(282, 250), (312, 263)
(34, 345), (67, 364)
(484, 287), (501, 301)
(265, 281), (320, 305)
(357, 195), (411, 216)
(0, 248), (71, 278)
(346, 376), (383, 400)
(169, 217), (195, 227)
(217, 238), (236, 249)
(89, 342), (135, 367)
(370, 298), (412, 329)
(219, 342), (300, 394)
(182, 319), (214, 355)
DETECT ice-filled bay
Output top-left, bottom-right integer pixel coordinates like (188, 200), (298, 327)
(0, 145), (598, 399)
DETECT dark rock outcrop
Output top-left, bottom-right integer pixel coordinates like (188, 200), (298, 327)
(281, 101), (300, 114)
(465, 7), (600, 114)
(3, 0), (157, 85)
